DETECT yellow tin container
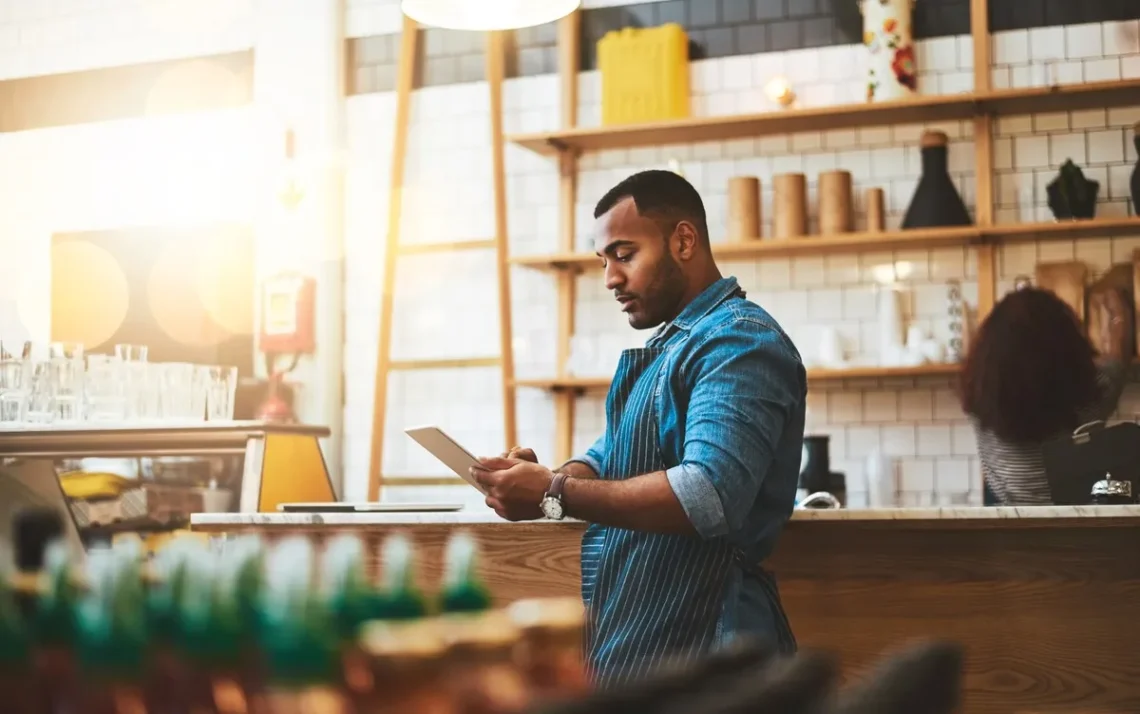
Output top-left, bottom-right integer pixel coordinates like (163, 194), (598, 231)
(598, 23), (691, 126)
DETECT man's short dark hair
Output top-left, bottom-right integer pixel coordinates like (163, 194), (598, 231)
(594, 169), (709, 243)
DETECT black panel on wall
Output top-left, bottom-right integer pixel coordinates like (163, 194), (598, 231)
(989, 0), (1140, 33)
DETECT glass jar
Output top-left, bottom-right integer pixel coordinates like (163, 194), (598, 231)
(507, 597), (589, 701)
(443, 612), (529, 714)
(349, 620), (455, 714)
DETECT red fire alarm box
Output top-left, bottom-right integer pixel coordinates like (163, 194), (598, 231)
(260, 272), (316, 354)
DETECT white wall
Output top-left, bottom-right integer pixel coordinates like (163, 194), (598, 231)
(342, 18), (1140, 508)
(0, 0), (255, 80)
(0, 108), (262, 342)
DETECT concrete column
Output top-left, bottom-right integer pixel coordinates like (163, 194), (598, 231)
(251, 0), (346, 493)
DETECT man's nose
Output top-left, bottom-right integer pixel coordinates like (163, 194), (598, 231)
(604, 263), (624, 291)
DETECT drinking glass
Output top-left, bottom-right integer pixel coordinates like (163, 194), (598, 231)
(114, 344), (148, 362)
(190, 365), (209, 421)
(204, 365), (238, 421)
(49, 342), (84, 360)
(114, 345), (150, 422)
(85, 355), (127, 422)
(25, 360), (56, 425)
(51, 357), (83, 422)
(157, 362), (198, 421)
(0, 358), (28, 426)
(48, 342), (84, 423)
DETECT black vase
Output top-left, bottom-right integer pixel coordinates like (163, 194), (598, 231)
(1130, 123), (1140, 216)
(901, 130), (972, 229)
(1047, 159), (1099, 220)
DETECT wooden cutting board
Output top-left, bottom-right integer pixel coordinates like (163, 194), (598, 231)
(1035, 261), (1088, 322)
(1134, 250), (1140, 357)
(1087, 263), (1134, 356)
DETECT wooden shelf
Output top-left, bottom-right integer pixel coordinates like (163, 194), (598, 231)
(510, 93), (976, 157)
(511, 225), (983, 272)
(508, 79), (1140, 157)
(985, 217), (1140, 244)
(514, 364), (960, 393)
(980, 78), (1140, 117)
(509, 219), (1140, 272)
(805, 363), (960, 380)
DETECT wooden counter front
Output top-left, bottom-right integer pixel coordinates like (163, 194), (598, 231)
(192, 506), (1140, 713)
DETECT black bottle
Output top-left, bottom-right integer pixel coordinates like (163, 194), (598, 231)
(798, 436), (846, 507)
(901, 130), (972, 229)
(657, 652), (838, 714)
(830, 641), (964, 714)
(533, 640), (776, 714)
(10, 508), (65, 619)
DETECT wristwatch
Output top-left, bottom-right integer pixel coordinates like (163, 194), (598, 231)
(540, 472), (570, 520)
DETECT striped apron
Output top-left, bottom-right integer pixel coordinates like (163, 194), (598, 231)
(580, 343), (796, 688)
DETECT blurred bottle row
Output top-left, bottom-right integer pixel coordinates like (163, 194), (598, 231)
(1, 508), (967, 714)
(0, 509), (587, 714)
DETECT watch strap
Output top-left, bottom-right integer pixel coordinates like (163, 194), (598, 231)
(546, 472), (569, 501)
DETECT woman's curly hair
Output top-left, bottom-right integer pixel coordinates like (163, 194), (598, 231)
(959, 287), (1100, 443)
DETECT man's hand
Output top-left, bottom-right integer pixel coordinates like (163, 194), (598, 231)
(471, 456), (554, 521)
(499, 447), (538, 463)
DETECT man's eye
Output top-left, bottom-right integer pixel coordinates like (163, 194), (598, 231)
(615, 252), (633, 262)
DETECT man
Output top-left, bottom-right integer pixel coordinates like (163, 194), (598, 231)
(471, 169), (806, 687)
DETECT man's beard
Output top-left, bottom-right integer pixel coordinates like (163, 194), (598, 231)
(627, 256), (686, 330)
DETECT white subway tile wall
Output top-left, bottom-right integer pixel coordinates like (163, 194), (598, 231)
(344, 19), (1140, 507)
(0, 0), (255, 80)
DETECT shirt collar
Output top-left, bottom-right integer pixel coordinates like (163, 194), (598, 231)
(649, 276), (743, 343)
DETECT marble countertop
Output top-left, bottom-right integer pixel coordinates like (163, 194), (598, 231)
(190, 504), (1140, 528)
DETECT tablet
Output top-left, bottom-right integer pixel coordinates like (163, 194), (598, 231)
(404, 425), (488, 494)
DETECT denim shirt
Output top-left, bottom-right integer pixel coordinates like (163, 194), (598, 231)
(572, 275), (807, 571)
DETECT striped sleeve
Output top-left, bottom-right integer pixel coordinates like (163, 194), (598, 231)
(972, 418), (1053, 505)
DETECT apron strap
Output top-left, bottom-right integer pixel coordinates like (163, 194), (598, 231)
(732, 550), (798, 654)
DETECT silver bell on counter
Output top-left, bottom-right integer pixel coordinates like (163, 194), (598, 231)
(1090, 473), (1136, 505)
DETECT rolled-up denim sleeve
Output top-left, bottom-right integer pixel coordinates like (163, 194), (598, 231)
(665, 319), (803, 539)
(563, 432), (607, 477)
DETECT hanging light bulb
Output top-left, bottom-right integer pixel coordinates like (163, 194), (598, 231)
(401, 0), (580, 31)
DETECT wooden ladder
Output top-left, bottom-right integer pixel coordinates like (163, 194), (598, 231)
(367, 18), (517, 500)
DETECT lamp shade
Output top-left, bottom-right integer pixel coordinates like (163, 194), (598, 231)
(401, 0), (580, 31)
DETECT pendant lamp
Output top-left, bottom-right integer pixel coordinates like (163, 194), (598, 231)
(401, 0), (580, 31)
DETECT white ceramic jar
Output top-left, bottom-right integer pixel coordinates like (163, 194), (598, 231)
(862, 0), (918, 102)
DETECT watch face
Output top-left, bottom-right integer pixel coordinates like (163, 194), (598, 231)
(541, 496), (564, 520)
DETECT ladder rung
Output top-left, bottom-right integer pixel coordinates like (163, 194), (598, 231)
(397, 239), (497, 255)
(389, 357), (501, 370)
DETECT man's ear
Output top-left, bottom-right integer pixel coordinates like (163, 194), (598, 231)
(673, 220), (700, 260)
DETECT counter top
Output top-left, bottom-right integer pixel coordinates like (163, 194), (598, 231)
(190, 504), (1140, 528)
(0, 421), (330, 457)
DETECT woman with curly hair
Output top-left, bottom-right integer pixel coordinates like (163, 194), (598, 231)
(959, 286), (1130, 505)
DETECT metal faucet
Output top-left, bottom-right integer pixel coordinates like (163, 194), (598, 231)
(797, 492), (842, 509)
